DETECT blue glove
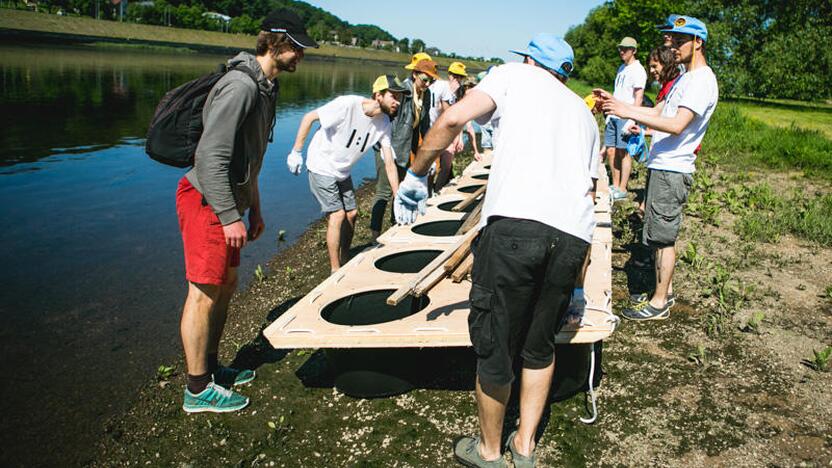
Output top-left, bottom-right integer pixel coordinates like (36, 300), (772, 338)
(394, 169), (428, 225)
(287, 149), (303, 175)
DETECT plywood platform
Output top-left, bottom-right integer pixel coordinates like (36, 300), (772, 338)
(264, 155), (617, 349)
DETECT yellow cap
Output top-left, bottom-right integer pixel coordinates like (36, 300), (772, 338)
(448, 62), (467, 77)
(405, 52), (432, 70)
(372, 74), (409, 94)
(584, 94), (597, 111)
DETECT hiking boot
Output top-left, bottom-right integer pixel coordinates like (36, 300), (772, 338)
(453, 436), (507, 467)
(505, 431), (535, 468)
(621, 300), (670, 321)
(213, 366), (256, 388)
(629, 292), (675, 308)
(182, 382), (249, 413)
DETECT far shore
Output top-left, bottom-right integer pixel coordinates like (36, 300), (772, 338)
(0, 9), (493, 70)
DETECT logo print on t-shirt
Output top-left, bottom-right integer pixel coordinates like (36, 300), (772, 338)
(345, 129), (371, 153)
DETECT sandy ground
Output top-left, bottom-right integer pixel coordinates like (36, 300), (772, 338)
(93, 156), (831, 467)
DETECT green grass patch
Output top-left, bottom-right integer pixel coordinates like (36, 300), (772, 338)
(704, 105), (832, 180)
(732, 187), (832, 246)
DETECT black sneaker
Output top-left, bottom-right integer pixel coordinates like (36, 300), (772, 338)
(629, 292), (675, 308)
(622, 300), (670, 321)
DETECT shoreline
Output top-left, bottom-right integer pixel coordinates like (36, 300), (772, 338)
(0, 9), (493, 69)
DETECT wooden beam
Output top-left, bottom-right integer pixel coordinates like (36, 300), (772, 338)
(386, 227), (480, 306)
(453, 184), (486, 212)
(451, 254), (474, 282)
(455, 201), (483, 235)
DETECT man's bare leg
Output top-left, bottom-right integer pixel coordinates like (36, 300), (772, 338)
(512, 361), (556, 457)
(207, 267), (238, 360)
(618, 148), (632, 193)
(181, 282), (221, 377)
(607, 146), (619, 189)
(435, 150), (454, 191)
(476, 377), (511, 461)
(651, 245), (676, 307)
(326, 210), (346, 272)
(339, 209), (357, 266)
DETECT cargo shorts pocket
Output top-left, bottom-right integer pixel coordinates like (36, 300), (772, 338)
(468, 283), (495, 358)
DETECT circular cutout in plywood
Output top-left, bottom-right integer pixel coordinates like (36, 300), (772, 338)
(411, 219), (463, 237)
(458, 184), (484, 193)
(374, 250), (442, 273)
(473, 173), (489, 180)
(320, 289), (430, 326)
(437, 200), (476, 213)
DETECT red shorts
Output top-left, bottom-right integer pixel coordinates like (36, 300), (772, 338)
(176, 177), (240, 285)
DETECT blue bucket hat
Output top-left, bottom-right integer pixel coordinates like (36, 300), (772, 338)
(662, 15), (708, 42)
(509, 34), (574, 78)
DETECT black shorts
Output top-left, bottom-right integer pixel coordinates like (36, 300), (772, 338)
(468, 217), (590, 386)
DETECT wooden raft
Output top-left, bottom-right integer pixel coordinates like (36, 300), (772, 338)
(264, 154), (616, 349)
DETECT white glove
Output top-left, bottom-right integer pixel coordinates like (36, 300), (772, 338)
(394, 169), (429, 225)
(287, 149), (303, 175)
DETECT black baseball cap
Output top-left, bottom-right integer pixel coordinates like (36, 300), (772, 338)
(261, 9), (319, 49)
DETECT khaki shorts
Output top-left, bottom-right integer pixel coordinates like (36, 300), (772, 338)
(642, 169), (694, 247)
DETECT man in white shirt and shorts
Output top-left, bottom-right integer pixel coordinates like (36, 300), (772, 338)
(605, 37), (647, 200)
(394, 34), (599, 467)
(287, 74), (408, 272)
(595, 15), (719, 321)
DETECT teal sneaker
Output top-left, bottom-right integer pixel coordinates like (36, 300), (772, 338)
(182, 382), (249, 413)
(213, 366), (256, 387)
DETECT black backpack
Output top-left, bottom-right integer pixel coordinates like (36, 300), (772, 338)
(145, 64), (259, 168)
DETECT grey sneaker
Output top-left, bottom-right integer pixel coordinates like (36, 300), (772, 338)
(453, 436), (507, 467)
(505, 431), (535, 468)
(629, 292), (675, 308)
(622, 300), (670, 321)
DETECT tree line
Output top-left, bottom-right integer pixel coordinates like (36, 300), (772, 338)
(14, 0), (501, 63)
(564, 0), (832, 101)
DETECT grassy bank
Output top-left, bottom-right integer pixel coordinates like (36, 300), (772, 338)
(90, 93), (832, 466)
(0, 9), (493, 69)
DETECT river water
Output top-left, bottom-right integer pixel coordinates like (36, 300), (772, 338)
(0, 42), (392, 466)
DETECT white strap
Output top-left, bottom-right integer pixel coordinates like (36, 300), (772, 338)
(579, 347), (598, 424)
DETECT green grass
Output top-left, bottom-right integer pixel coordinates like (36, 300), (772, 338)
(733, 100), (832, 140)
(704, 105), (832, 180)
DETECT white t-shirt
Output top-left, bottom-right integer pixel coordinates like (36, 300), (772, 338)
(428, 79), (455, 126)
(613, 60), (647, 105)
(306, 95), (393, 181)
(648, 66), (719, 173)
(473, 63), (599, 243)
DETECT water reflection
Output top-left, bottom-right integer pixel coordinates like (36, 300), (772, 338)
(0, 42), (393, 467)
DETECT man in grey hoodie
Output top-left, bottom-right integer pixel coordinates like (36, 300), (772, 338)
(176, 9), (317, 413)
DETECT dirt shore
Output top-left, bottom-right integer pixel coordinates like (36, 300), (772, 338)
(93, 153), (831, 466)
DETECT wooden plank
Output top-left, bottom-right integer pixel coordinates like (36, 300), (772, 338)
(444, 228), (478, 272)
(451, 254), (474, 283)
(453, 184), (486, 212)
(386, 227), (480, 306)
(413, 263), (451, 297)
(455, 201), (483, 235)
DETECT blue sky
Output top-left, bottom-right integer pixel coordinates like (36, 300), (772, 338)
(306, 0), (606, 62)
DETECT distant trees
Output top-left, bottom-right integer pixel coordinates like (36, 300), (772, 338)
(564, 0), (832, 101)
(24, 0), (498, 64)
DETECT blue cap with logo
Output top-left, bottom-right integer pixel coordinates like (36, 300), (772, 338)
(661, 15), (708, 42)
(509, 33), (574, 78)
(656, 14), (680, 30)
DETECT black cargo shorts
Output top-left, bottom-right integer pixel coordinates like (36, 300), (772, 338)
(468, 217), (590, 386)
